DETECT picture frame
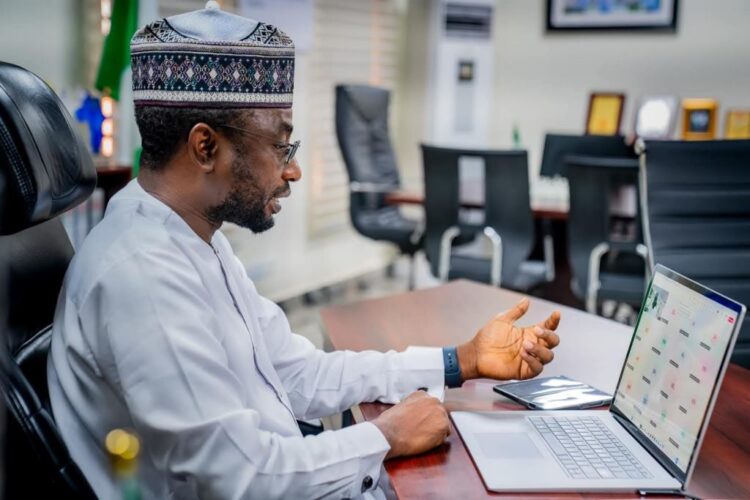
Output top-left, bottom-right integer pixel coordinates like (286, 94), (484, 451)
(547, 0), (679, 32)
(586, 92), (625, 136)
(681, 98), (718, 140)
(724, 109), (750, 140)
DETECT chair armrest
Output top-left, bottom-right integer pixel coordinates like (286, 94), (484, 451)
(541, 220), (555, 282)
(438, 226), (461, 281)
(410, 219), (425, 245)
(349, 182), (398, 193)
(586, 242), (610, 314)
(608, 240), (648, 258)
(481, 227), (503, 287)
(586, 242), (648, 313)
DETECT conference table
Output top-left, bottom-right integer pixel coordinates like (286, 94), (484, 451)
(321, 280), (750, 499)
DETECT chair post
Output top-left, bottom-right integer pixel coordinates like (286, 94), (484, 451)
(408, 253), (417, 290)
(482, 226), (503, 287)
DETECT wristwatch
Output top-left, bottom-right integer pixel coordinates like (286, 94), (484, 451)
(443, 346), (462, 388)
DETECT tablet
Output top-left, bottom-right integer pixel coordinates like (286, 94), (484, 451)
(492, 375), (612, 410)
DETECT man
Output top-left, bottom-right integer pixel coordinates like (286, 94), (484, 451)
(49, 4), (560, 499)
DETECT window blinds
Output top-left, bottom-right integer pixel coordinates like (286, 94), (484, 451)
(308, 0), (400, 237)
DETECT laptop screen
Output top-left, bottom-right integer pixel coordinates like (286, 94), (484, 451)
(611, 266), (744, 478)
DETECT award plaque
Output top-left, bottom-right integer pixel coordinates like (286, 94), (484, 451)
(725, 109), (750, 140)
(634, 95), (678, 139)
(681, 98), (718, 140)
(586, 92), (625, 136)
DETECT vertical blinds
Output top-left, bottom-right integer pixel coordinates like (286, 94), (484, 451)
(308, 0), (400, 237)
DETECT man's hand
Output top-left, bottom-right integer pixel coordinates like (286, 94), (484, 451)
(456, 297), (561, 381)
(372, 391), (450, 460)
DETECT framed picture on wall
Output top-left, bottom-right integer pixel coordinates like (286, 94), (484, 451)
(724, 110), (750, 140)
(681, 98), (718, 140)
(586, 92), (625, 135)
(547, 0), (679, 32)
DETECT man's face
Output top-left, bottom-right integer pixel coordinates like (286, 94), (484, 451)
(206, 108), (300, 233)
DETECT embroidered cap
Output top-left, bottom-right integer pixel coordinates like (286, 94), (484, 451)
(131, 1), (294, 108)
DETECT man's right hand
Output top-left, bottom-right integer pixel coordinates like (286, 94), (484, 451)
(371, 391), (451, 460)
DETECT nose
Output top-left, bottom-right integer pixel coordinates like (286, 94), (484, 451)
(283, 158), (301, 182)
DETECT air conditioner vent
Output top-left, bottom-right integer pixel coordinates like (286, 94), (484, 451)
(444, 3), (492, 39)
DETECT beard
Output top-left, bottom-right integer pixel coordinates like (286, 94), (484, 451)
(206, 156), (288, 234)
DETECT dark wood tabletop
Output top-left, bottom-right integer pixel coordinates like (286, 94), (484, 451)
(321, 280), (750, 499)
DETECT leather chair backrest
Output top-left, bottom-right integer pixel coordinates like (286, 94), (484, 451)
(539, 133), (633, 177)
(640, 139), (750, 368)
(335, 84), (401, 214)
(421, 145), (535, 284)
(482, 150), (535, 285)
(0, 62), (96, 498)
(567, 157), (641, 297)
(421, 144), (461, 278)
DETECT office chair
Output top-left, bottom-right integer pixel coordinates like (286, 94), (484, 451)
(421, 145), (549, 291)
(0, 63), (98, 497)
(640, 139), (750, 368)
(566, 155), (647, 315)
(539, 133), (633, 178)
(335, 84), (422, 287)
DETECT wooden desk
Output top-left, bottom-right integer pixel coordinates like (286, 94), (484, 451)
(321, 280), (750, 499)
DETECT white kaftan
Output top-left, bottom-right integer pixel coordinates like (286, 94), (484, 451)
(48, 179), (445, 499)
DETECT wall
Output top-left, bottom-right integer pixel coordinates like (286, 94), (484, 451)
(0, 0), (82, 91)
(490, 0), (750, 175)
(392, 0), (431, 188)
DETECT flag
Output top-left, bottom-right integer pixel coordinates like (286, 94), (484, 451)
(95, 0), (139, 101)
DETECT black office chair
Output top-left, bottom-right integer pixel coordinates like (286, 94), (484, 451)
(640, 139), (750, 368)
(540, 133), (633, 178)
(566, 155), (647, 316)
(335, 84), (422, 287)
(536, 133), (635, 285)
(0, 62), (97, 498)
(421, 145), (549, 292)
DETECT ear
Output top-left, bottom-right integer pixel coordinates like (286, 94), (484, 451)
(187, 123), (219, 173)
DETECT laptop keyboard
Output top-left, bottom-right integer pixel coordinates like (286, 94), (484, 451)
(529, 416), (651, 480)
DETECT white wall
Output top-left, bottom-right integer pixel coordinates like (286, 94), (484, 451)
(490, 0), (750, 176)
(0, 0), (81, 91)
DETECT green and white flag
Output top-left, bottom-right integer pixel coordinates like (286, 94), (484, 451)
(94, 0), (157, 170)
(95, 0), (139, 100)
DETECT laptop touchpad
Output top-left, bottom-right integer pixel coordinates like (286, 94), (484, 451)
(475, 432), (543, 459)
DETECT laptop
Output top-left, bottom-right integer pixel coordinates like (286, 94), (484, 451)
(452, 265), (746, 493)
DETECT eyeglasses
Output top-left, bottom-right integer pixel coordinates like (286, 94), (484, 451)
(217, 124), (301, 165)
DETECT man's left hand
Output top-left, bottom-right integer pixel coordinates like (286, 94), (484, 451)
(456, 297), (561, 382)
